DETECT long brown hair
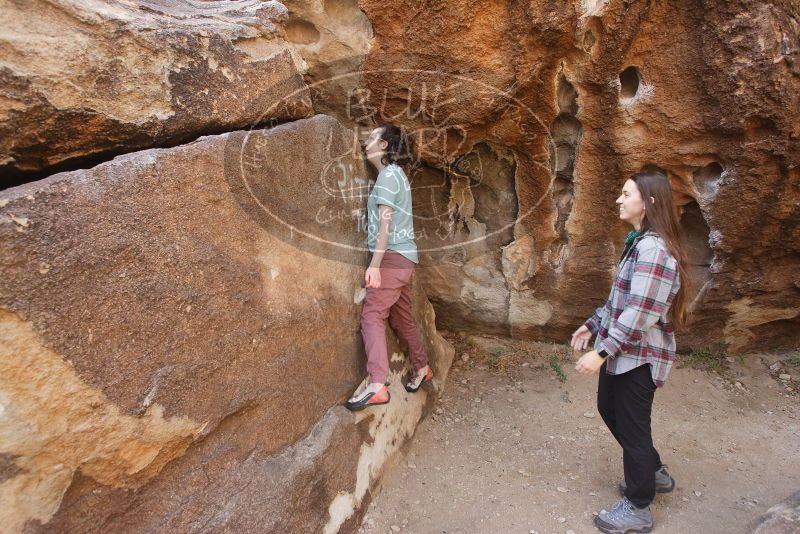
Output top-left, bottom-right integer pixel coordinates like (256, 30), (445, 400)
(632, 168), (692, 327)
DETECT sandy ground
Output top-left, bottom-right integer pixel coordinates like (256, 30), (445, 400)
(358, 335), (800, 534)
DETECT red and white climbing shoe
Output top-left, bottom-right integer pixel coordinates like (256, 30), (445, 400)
(345, 384), (390, 411)
(405, 366), (433, 393)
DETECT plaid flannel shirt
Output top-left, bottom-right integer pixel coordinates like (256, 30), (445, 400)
(584, 231), (681, 387)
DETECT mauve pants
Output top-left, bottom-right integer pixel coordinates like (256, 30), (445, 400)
(361, 251), (429, 384)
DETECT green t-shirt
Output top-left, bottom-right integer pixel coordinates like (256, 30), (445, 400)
(367, 163), (419, 264)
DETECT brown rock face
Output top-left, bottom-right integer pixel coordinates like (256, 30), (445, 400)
(0, 0), (313, 185)
(0, 114), (453, 532)
(355, 0), (800, 351)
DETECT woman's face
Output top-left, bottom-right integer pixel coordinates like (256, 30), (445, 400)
(363, 127), (387, 162)
(616, 179), (646, 228)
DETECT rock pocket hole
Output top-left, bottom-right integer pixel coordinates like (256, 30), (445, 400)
(582, 30), (596, 51)
(556, 75), (578, 116)
(582, 16), (603, 54)
(285, 19), (320, 45)
(549, 75), (582, 268)
(619, 66), (640, 99)
(693, 162), (723, 200)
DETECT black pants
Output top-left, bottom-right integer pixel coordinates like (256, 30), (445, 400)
(597, 362), (662, 508)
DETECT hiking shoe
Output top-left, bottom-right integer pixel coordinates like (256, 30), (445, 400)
(594, 497), (653, 533)
(345, 384), (390, 411)
(619, 464), (675, 496)
(404, 366), (433, 393)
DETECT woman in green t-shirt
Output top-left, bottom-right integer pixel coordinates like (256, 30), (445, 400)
(345, 125), (432, 411)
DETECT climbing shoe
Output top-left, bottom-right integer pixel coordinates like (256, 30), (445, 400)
(345, 384), (390, 411)
(404, 366), (433, 393)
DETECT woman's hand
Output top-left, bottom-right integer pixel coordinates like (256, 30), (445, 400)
(365, 266), (381, 288)
(570, 325), (592, 351)
(575, 350), (605, 375)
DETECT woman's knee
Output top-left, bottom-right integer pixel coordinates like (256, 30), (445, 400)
(361, 307), (385, 329)
(388, 312), (413, 332)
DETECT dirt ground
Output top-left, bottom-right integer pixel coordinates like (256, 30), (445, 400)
(358, 335), (800, 534)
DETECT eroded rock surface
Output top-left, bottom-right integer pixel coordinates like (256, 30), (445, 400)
(0, 114), (453, 532)
(355, 0), (800, 350)
(0, 0), (313, 184)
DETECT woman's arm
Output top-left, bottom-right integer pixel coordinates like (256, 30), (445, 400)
(584, 301), (611, 335)
(365, 204), (393, 288)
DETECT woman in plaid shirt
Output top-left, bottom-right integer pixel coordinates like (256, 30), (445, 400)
(571, 169), (691, 533)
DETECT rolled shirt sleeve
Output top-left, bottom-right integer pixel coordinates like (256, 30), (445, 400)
(598, 242), (679, 358)
(584, 302), (610, 335)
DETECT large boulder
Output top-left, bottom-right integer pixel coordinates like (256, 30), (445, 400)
(752, 490), (800, 534)
(354, 0), (800, 351)
(0, 114), (453, 532)
(0, 0), (313, 184)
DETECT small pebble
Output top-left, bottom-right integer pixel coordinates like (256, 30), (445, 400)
(694, 490), (702, 497)
(778, 373), (791, 380)
(583, 412), (595, 418)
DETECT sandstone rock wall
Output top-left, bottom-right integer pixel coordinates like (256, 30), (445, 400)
(0, 0), (313, 185)
(0, 114), (453, 533)
(355, 0), (800, 351)
(8, 0), (793, 352)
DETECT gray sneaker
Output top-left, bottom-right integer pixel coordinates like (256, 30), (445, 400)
(618, 464), (675, 496)
(594, 497), (654, 533)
